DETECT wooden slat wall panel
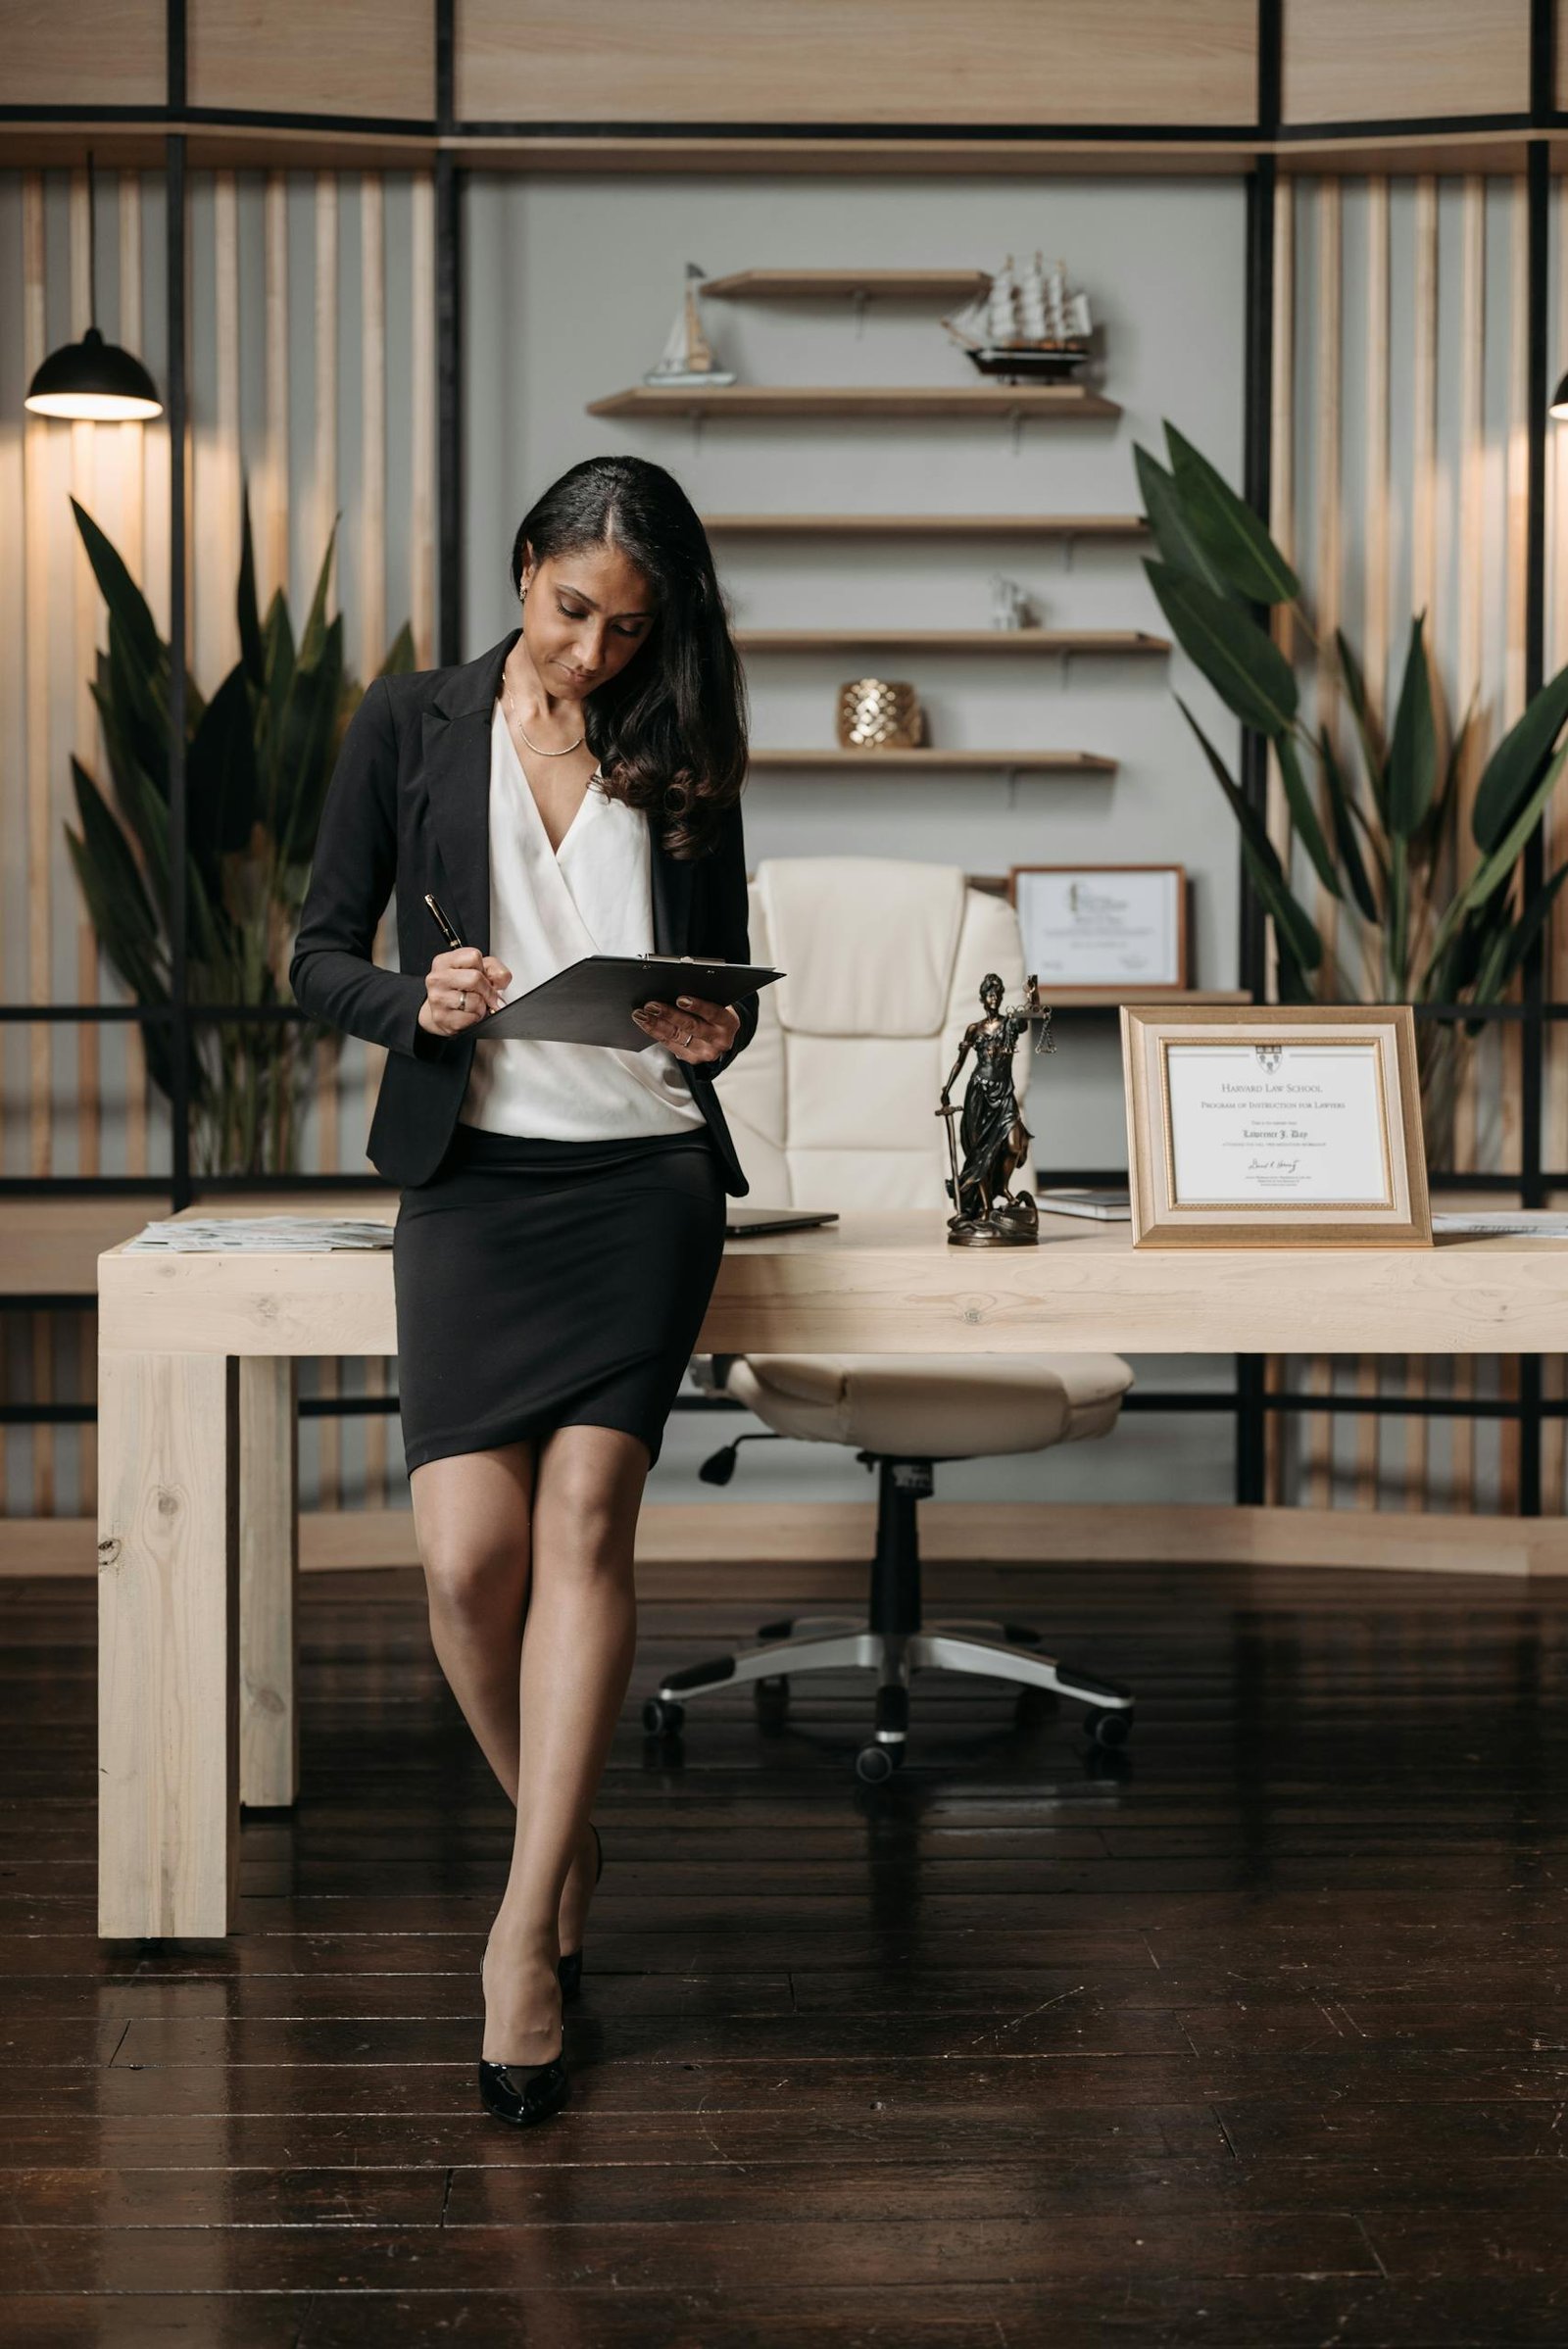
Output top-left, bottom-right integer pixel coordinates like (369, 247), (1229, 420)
(1448, 175), (1488, 1515)
(23, 175), (52, 1182)
(1405, 177), (1440, 1517)
(1544, 187), (1568, 1515)
(2, 165), (434, 1518)
(1264, 181), (1297, 1511)
(1497, 178), (1532, 1511)
(1305, 179), (1343, 1512)
(1353, 177), (1392, 1511)
(70, 168), (101, 1182)
(1279, 172), (1541, 1520)
(456, 0), (1259, 129)
(119, 173), (150, 1179)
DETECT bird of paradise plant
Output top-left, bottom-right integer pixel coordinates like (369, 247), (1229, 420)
(64, 482), (414, 1174)
(1136, 421), (1568, 1152)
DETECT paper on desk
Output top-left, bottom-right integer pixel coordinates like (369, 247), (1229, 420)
(125, 1216), (394, 1252)
(1432, 1211), (1568, 1239)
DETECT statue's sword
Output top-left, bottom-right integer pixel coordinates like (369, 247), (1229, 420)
(936, 1097), (964, 1213)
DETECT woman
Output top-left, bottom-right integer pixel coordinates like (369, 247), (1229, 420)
(289, 455), (759, 2130)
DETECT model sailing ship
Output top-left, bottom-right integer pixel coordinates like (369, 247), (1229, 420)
(642, 263), (736, 389)
(941, 253), (1093, 383)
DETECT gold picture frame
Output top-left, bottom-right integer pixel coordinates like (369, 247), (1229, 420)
(1121, 1003), (1432, 1248)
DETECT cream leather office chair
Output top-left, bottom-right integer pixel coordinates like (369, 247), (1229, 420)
(644, 856), (1136, 1783)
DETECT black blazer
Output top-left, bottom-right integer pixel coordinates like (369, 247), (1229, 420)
(288, 627), (760, 1194)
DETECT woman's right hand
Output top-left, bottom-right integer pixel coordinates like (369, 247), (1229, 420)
(417, 946), (512, 1037)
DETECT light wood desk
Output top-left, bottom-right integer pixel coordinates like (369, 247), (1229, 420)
(96, 1198), (1568, 1938)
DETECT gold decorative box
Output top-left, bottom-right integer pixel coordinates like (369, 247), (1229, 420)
(835, 677), (926, 751)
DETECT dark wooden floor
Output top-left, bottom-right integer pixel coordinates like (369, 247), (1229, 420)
(4, 1552), (1568, 2346)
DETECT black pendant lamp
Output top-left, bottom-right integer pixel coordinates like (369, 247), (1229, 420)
(1552, 372), (1568, 424)
(24, 150), (163, 422)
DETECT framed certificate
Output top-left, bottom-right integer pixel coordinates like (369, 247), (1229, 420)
(1009, 864), (1187, 994)
(1121, 1004), (1431, 1248)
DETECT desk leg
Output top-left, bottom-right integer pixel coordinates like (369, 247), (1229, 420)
(239, 1357), (299, 1809)
(97, 1351), (239, 1939)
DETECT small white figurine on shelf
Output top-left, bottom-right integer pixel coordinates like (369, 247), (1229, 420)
(989, 574), (1034, 631)
(643, 264), (736, 390)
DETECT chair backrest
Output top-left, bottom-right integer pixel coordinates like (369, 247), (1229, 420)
(713, 856), (1039, 1209)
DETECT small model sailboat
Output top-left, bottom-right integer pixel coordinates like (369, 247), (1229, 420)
(941, 251), (1094, 383)
(642, 263), (736, 390)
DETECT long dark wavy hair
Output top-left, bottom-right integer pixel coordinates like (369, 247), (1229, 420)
(509, 455), (748, 860)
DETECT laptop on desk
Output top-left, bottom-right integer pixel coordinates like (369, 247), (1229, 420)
(724, 1207), (840, 1238)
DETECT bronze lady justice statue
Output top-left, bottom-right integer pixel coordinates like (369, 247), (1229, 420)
(937, 972), (1054, 1247)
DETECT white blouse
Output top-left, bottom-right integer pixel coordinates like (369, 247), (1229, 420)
(458, 703), (710, 1141)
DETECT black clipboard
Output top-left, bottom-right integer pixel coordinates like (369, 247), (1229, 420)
(469, 954), (783, 1052)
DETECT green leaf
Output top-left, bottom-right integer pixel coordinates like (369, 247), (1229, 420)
(1146, 563), (1298, 737)
(1469, 659), (1568, 853)
(376, 620), (416, 679)
(1319, 728), (1381, 923)
(1429, 701), (1473, 850)
(1275, 732), (1341, 898)
(65, 760), (165, 1000)
(188, 663), (262, 868)
(1164, 423), (1301, 605)
(1335, 628), (1390, 825)
(71, 496), (166, 679)
(296, 516), (339, 671)
(1134, 443), (1230, 597)
(273, 616), (345, 869)
(236, 479), (267, 692)
(1466, 867), (1567, 1008)
(1386, 616), (1437, 840)
(1425, 739), (1568, 977)
(1178, 697), (1322, 974)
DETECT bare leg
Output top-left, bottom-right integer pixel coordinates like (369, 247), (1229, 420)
(409, 1440), (600, 1959)
(480, 1422), (649, 2065)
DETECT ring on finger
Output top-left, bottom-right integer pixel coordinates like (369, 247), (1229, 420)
(459, 990), (467, 1012)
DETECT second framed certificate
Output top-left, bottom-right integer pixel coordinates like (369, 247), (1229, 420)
(1121, 1004), (1431, 1247)
(1009, 864), (1187, 994)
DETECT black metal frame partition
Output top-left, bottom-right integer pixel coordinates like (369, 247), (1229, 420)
(4, 0), (1568, 1508)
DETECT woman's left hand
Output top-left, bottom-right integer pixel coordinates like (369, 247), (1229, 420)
(632, 992), (740, 1065)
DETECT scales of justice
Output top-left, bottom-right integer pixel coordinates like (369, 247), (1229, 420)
(937, 972), (1054, 1247)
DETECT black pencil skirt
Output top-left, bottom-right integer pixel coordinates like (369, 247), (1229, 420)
(393, 1119), (728, 1475)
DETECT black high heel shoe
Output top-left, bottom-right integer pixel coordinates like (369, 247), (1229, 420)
(558, 1822), (604, 2005)
(477, 1956), (569, 2129)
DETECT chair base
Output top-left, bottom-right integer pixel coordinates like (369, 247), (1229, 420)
(645, 1454), (1135, 1782)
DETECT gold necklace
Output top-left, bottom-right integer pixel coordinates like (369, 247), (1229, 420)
(503, 663), (583, 759)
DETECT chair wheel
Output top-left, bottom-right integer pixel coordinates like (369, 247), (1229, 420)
(755, 1675), (789, 1712)
(855, 1742), (897, 1785)
(643, 1696), (685, 1737)
(1083, 1707), (1132, 1750)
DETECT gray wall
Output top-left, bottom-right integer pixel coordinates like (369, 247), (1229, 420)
(458, 171), (1250, 1508)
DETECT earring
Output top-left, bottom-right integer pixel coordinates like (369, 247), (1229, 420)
(519, 583), (528, 609)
